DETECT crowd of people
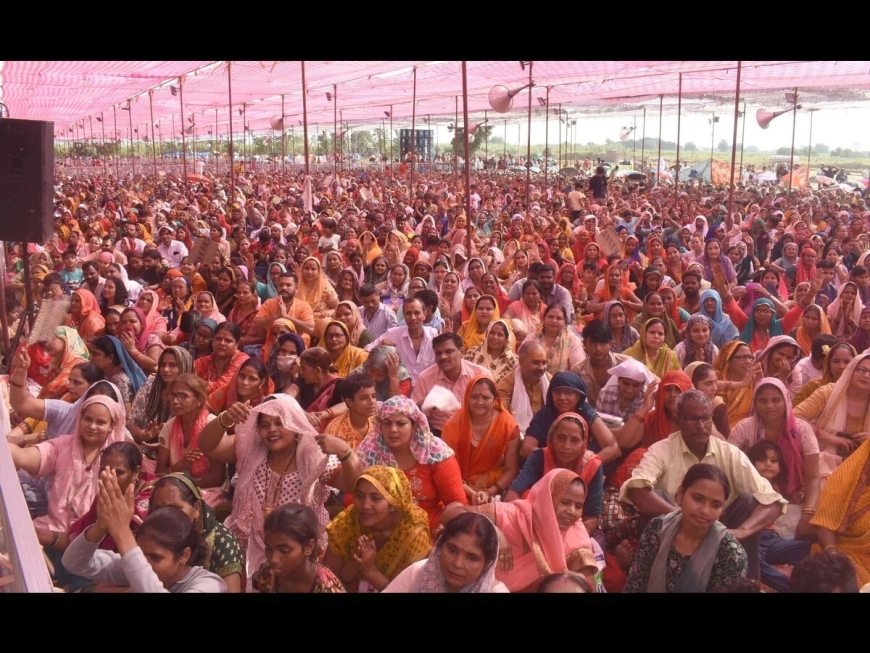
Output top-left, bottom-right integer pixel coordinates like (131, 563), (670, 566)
(2, 159), (870, 594)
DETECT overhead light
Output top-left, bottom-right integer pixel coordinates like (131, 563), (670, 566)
(519, 61), (531, 71)
(96, 116), (102, 123)
(384, 111), (391, 118)
(537, 97), (546, 107)
(785, 92), (798, 104)
(326, 92), (332, 101)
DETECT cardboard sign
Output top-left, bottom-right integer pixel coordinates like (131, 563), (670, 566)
(597, 226), (623, 258)
(187, 238), (221, 268)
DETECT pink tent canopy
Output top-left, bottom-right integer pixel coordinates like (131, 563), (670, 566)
(3, 61), (870, 137)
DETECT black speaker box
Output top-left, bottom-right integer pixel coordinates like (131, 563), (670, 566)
(0, 119), (54, 243)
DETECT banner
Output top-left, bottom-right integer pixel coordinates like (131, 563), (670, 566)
(711, 160), (738, 186)
(781, 166), (808, 189)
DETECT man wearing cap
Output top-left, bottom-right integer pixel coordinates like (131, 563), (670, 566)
(156, 225), (189, 270)
(594, 358), (657, 423)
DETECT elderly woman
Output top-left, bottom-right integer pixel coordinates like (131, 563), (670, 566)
(322, 320), (369, 378)
(755, 335), (803, 400)
(197, 394), (364, 590)
(351, 345), (412, 401)
(462, 318), (518, 384)
(356, 396), (468, 531)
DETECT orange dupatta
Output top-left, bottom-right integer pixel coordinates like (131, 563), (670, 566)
(440, 375), (519, 490)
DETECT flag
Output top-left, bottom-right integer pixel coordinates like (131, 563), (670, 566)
(170, 86), (178, 96)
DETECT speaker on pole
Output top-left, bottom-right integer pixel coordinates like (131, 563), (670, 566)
(0, 119), (54, 242)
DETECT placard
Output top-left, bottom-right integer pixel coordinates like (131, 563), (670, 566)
(597, 226), (623, 258)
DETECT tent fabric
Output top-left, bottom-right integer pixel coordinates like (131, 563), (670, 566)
(3, 61), (870, 135)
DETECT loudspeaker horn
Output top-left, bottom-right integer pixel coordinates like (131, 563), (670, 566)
(488, 82), (534, 113)
(756, 106), (802, 129)
(270, 115), (285, 131)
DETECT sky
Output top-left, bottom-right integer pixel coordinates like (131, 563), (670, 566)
(421, 106), (870, 154)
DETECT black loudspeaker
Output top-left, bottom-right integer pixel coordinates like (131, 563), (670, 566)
(399, 129), (433, 160)
(0, 119), (54, 242)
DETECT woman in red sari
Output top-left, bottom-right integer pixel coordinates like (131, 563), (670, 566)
(643, 370), (693, 447)
(441, 376), (521, 506)
(193, 322), (250, 395)
(67, 288), (106, 341)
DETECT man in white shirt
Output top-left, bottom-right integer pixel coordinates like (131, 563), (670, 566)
(619, 390), (786, 579)
(364, 297), (436, 384)
(156, 226), (190, 270)
(359, 284), (398, 340)
(114, 222), (146, 256)
(411, 332), (492, 436)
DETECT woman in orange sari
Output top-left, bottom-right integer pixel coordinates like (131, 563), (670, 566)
(713, 341), (758, 430)
(588, 263), (643, 321)
(67, 288), (106, 341)
(441, 468), (599, 592)
(643, 370), (693, 447)
(441, 376), (521, 507)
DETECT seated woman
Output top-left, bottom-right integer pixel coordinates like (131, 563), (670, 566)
(458, 295), (500, 350)
(322, 320), (369, 378)
(252, 503), (345, 593)
(522, 372), (620, 466)
(384, 512), (507, 593)
(286, 348), (344, 428)
(536, 305), (585, 377)
(827, 281), (862, 340)
(117, 307), (165, 375)
(185, 317), (215, 362)
(441, 469), (599, 592)
(755, 335), (803, 399)
(674, 315), (719, 369)
(325, 465), (432, 593)
(809, 437), (870, 587)
(713, 342), (759, 430)
(149, 473), (243, 593)
(155, 374), (225, 507)
(603, 300), (639, 354)
(89, 335), (148, 408)
(333, 300), (374, 349)
(623, 318), (681, 378)
(62, 472), (226, 593)
(31, 326), (91, 401)
(699, 289), (740, 349)
(441, 376), (521, 506)
(631, 292), (680, 349)
(267, 333), (306, 393)
(66, 288), (106, 341)
(794, 352), (870, 473)
(208, 356), (274, 416)
(356, 396), (468, 531)
(503, 280), (545, 337)
(135, 289), (168, 340)
(128, 346), (193, 474)
(259, 318), (296, 365)
(462, 319), (518, 384)
(507, 413), (603, 538)
(231, 281), (262, 350)
(197, 394), (363, 589)
(794, 342), (854, 407)
(623, 463), (748, 593)
(213, 267), (240, 318)
(849, 305), (870, 353)
(351, 345), (412, 401)
(790, 304), (831, 358)
(687, 362), (730, 439)
(6, 396), (126, 587)
(193, 322), (250, 395)
(727, 378), (821, 538)
(616, 370), (693, 450)
(297, 256), (339, 322)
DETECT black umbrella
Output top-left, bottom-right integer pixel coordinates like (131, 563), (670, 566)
(626, 172), (645, 181)
(559, 167), (580, 177)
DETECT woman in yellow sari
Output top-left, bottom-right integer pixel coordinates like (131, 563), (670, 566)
(458, 295), (500, 350)
(296, 256), (339, 322)
(793, 342), (855, 407)
(324, 465), (432, 593)
(322, 320), (369, 378)
(623, 318), (680, 378)
(810, 437), (870, 587)
(713, 341), (757, 430)
(441, 376), (521, 505)
(359, 231), (382, 266)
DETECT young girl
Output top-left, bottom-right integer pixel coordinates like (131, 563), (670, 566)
(747, 441), (813, 593)
(623, 464), (748, 593)
(252, 503), (346, 593)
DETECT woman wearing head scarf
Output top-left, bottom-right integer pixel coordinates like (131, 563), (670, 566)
(351, 344), (412, 401)
(631, 292), (680, 349)
(700, 289), (740, 349)
(675, 314), (719, 368)
(35, 327), (91, 401)
(441, 469), (599, 592)
(297, 256), (339, 321)
(624, 318), (681, 378)
(135, 289), (168, 336)
(108, 262), (143, 303)
(849, 305), (870, 354)
(755, 335), (803, 400)
(161, 270), (194, 332)
(194, 291), (226, 324)
(66, 288), (106, 341)
(356, 396), (467, 531)
(255, 262), (286, 303)
(789, 303), (831, 358)
(536, 305), (585, 376)
(441, 375), (521, 506)
(714, 341), (760, 430)
(333, 300), (372, 348)
(322, 320), (369, 378)
(377, 263), (410, 312)
(365, 255), (390, 287)
(325, 465), (432, 593)
(827, 281), (863, 339)
(7, 395), (127, 586)
(212, 266), (240, 317)
(197, 394), (364, 590)
(462, 318), (517, 384)
(602, 300), (639, 354)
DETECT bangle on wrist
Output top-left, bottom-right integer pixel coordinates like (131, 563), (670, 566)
(631, 414), (644, 424)
(218, 411), (234, 429)
(801, 507), (816, 515)
(47, 532), (60, 550)
(338, 447), (354, 463)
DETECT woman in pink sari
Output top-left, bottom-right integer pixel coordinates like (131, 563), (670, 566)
(441, 468), (598, 592)
(135, 289), (168, 337)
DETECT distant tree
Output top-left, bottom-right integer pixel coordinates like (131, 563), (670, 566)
(745, 145), (759, 153)
(490, 135), (505, 145)
(684, 142), (697, 151)
(814, 143), (830, 155)
(776, 146), (790, 155)
(717, 139), (730, 152)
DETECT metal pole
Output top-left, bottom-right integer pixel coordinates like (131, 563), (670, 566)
(807, 109), (816, 179)
(727, 61), (742, 233)
(214, 109), (218, 164)
(525, 61), (533, 209)
(179, 79), (187, 182)
(739, 101), (747, 183)
(633, 115), (637, 166)
(228, 61), (235, 200)
(503, 120), (507, 160)
(149, 90), (157, 177)
(113, 106), (118, 169)
(675, 74), (682, 187)
(484, 110), (488, 162)
(302, 61), (310, 177)
(454, 96), (458, 181)
(281, 95), (286, 178)
(127, 100), (135, 176)
(333, 84), (337, 180)
(558, 104), (562, 169)
(788, 87), (798, 193)
(390, 106), (393, 177)
(410, 66), (416, 191)
(544, 87), (550, 187)
(641, 107), (646, 175)
(710, 112), (715, 164)
(462, 61), (472, 259)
